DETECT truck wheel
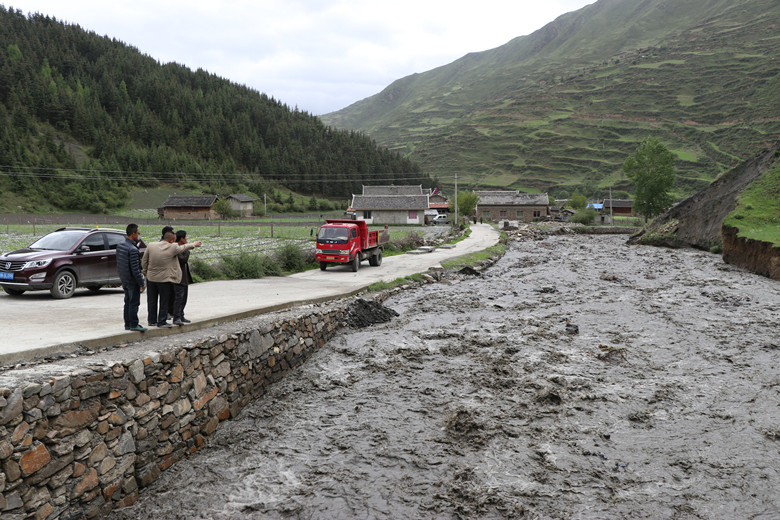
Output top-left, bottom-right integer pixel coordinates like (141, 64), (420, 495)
(320, 262), (328, 271)
(351, 255), (360, 272)
(369, 250), (382, 266)
(50, 270), (77, 299)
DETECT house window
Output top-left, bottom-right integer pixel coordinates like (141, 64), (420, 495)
(409, 211), (417, 219)
(483, 211), (491, 219)
(499, 210), (507, 218)
(517, 211), (524, 218)
(533, 210), (541, 218)
(363, 211), (372, 219)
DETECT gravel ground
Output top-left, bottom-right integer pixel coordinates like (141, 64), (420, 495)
(110, 233), (780, 520)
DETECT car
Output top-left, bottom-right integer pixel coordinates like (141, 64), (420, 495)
(0, 227), (144, 299)
(431, 214), (450, 225)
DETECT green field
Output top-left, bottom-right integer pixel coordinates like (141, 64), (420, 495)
(723, 162), (780, 246)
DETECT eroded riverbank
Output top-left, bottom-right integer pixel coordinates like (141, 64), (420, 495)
(110, 234), (780, 519)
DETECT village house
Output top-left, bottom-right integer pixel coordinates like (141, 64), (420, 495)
(475, 191), (550, 222)
(428, 188), (449, 216)
(349, 185), (430, 225)
(159, 195), (219, 220)
(227, 194), (256, 217)
(602, 199), (634, 216)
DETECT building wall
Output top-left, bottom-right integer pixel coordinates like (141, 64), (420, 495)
(356, 210), (425, 226)
(228, 201), (253, 217)
(0, 306), (348, 518)
(477, 205), (549, 222)
(163, 208), (218, 220)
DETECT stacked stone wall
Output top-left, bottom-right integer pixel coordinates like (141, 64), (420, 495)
(0, 306), (347, 519)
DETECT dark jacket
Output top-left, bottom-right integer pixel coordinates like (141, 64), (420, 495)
(177, 250), (193, 285)
(117, 237), (144, 286)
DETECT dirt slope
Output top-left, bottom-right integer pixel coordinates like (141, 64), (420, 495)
(628, 144), (780, 250)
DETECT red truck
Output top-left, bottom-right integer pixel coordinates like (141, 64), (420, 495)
(315, 220), (389, 272)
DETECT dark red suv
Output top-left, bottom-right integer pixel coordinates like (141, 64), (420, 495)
(0, 227), (145, 299)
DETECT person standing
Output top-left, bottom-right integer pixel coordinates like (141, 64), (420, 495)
(172, 229), (194, 326)
(116, 224), (146, 332)
(142, 231), (201, 327)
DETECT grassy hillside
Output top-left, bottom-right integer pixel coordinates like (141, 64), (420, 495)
(322, 0), (780, 199)
(723, 158), (780, 246)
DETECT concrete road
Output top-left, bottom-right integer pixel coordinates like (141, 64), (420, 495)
(0, 224), (499, 363)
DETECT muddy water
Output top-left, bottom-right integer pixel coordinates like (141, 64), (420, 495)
(111, 235), (780, 519)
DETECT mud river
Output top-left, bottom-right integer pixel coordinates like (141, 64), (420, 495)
(110, 234), (780, 519)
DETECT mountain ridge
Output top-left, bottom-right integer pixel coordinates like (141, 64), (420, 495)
(322, 0), (780, 198)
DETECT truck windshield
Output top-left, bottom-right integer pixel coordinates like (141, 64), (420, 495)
(318, 227), (349, 244)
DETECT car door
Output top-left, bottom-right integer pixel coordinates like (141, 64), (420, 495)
(104, 232), (124, 284)
(73, 233), (110, 283)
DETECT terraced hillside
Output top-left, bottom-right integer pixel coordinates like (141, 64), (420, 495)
(322, 0), (780, 197)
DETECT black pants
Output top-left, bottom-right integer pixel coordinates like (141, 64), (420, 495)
(147, 280), (173, 326)
(173, 283), (188, 321)
(122, 282), (141, 328)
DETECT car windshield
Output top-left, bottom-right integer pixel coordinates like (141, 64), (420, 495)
(28, 230), (87, 251)
(318, 227), (349, 244)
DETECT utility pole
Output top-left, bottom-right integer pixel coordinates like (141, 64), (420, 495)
(609, 185), (613, 223)
(454, 172), (458, 227)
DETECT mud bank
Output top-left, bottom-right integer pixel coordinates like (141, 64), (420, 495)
(109, 234), (780, 519)
(722, 225), (780, 281)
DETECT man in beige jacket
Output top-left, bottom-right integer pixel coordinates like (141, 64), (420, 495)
(142, 231), (202, 327)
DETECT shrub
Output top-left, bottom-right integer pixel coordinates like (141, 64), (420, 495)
(391, 231), (426, 252)
(571, 208), (598, 225)
(218, 253), (267, 279)
(274, 242), (308, 271)
(190, 257), (223, 281)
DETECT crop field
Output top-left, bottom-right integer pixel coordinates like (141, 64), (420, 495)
(0, 221), (429, 261)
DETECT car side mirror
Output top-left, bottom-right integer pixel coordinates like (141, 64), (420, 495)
(77, 245), (90, 253)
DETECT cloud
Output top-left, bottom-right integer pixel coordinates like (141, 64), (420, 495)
(6, 0), (594, 114)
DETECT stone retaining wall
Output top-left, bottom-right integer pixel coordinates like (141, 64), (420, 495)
(0, 305), (349, 519)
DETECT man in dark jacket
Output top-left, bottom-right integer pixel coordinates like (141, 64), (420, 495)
(117, 223), (146, 332)
(172, 229), (193, 326)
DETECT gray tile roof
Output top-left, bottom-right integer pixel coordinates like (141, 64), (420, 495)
(362, 185), (424, 196)
(351, 194), (430, 210)
(162, 195), (219, 208)
(476, 191), (549, 206)
(603, 199), (634, 208)
(228, 194), (256, 202)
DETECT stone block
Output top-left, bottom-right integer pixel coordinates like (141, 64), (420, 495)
(20, 442), (51, 476)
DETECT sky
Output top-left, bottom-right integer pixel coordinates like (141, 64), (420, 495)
(6, 0), (594, 115)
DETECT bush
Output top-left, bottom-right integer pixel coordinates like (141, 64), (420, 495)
(190, 257), (223, 281)
(274, 242), (308, 271)
(218, 253), (268, 279)
(571, 208), (598, 225)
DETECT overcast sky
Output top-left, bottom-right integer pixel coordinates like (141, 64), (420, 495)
(6, 0), (594, 115)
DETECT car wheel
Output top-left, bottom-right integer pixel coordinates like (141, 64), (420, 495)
(87, 285), (102, 293)
(351, 255), (360, 272)
(3, 287), (25, 296)
(50, 271), (77, 299)
(320, 262), (328, 271)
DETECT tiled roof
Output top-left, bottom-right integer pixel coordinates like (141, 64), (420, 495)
(351, 194), (430, 210)
(362, 185), (424, 196)
(161, 195), (218, 208)
(228, 194), (256, 202)
(603, 199), (634, 208)
(476, 191), (549, 206)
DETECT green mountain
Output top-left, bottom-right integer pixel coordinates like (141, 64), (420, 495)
(321, 0), (780, 199)
(0, 6), (423, 213)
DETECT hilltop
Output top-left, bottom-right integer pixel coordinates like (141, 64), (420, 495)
(322, 0), (780, 198)
(0, 6), (423, 214)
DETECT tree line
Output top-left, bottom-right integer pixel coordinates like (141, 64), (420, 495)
(0, 7), (425, 212)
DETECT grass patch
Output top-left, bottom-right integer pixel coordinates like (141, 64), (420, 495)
(723, 161), (780, 246)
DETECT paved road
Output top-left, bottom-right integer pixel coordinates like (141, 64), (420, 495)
(0, 224), (499, 364)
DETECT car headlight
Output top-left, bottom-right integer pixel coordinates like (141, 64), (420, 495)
(23, 258), (52, 269)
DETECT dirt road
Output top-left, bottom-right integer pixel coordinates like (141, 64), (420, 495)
(110, 233), (780, 519)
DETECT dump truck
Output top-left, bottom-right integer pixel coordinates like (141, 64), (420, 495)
(315, 220), (389, 272)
